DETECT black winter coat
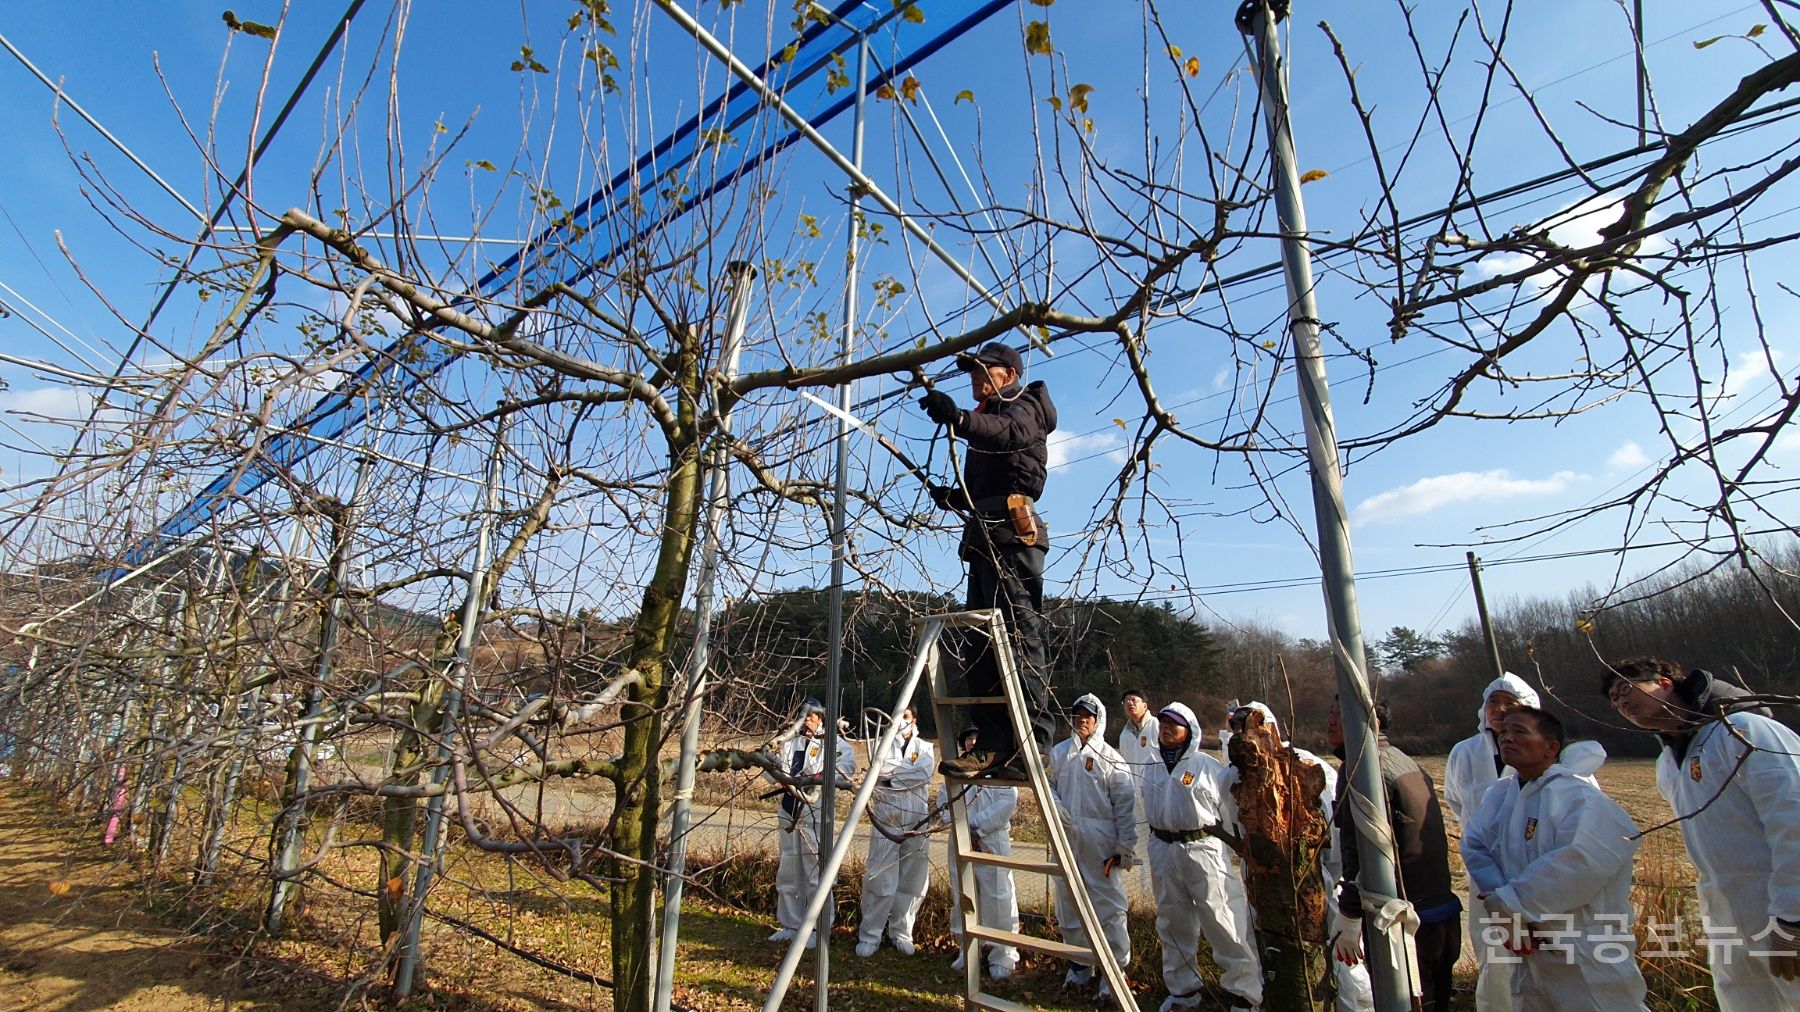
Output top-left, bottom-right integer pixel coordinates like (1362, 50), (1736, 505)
(953, 380), (1057, 503)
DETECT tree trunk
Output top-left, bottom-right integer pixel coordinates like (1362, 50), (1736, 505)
(1228, 714), (1332, 1011)
(610, 345), (703, 1012)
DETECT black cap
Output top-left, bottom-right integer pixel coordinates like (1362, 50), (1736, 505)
(1071, 698), (1099, 717)
(955, 341), (1023, 374)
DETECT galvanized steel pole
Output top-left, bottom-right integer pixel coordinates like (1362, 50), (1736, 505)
(1240, 2), (1412, 1008)
(653, 260), (758, 1012)
(394, 425), (505, 997)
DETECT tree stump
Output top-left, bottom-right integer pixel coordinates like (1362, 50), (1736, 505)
(1228, 710), (1332, 1011)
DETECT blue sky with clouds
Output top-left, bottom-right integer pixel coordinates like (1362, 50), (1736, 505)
(1, 1), (1794, 648)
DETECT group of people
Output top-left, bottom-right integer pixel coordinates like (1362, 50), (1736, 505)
(765, 344), (1800, 1010)
(764, 656), (1800, 1012)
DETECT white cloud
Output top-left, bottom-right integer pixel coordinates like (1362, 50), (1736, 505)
(1606, 441), (1651, 472)
(0, 385), (93, 421)
(1722, 347), (1786, 401)
(1352, 468), (1582, 525)
(1472, 195), (1670, 290)
(1047, 429), (1126, 470)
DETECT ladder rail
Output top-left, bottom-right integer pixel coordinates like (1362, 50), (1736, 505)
(932, 609), (1139, 1012)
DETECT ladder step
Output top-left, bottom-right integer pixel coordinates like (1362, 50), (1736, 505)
(934, 695), (1009, 706)
(943, 771), (1031, 787)
(961, 850), (1063, 875)
(969, 992), (1034, 1012)
(964, 924), (1095, 962)
(910, 609), (1000, 629)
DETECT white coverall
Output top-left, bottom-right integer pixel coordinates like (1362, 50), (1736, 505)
(1443, 672), (1541, 1010)
(1144, 702), (1263, 1007)
(769, 730), (857, 933)
(1118, 711), (1158, 905)
(1049, 693), (1138, 968)
(1460, 749), (1648, 1012)
(858, 728), (937, 950)
(939, 778), (1021, 971)
(1656, 711), (1800, 1011)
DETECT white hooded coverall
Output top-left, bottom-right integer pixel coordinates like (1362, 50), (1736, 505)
(769, 730), (857, 932)
(1049, 693), (1139, 967)
(858, 727), (937, 949)
(1118, 707), (1158, 904)
(939, 777), (1021, 970)
(1460, 749), (1648, 1012)
(1143, 702), (1263, 1007)
(1444, 672), (1540, 1010)
(1656, 711), (1800, 1011)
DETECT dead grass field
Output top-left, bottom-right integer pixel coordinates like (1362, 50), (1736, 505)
(0, 755), (1720, 1011)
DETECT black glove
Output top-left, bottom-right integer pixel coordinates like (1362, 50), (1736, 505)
(928, 483), (956, 509)
(919, 390), (963, 427)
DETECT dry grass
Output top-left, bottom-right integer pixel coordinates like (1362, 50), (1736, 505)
(0, 755), (1727, 1010)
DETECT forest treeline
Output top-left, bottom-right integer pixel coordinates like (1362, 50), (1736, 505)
(704, 542), (1800, 757)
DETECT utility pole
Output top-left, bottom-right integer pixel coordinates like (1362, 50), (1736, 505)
(1467, 552), (1507, 681)
(653, 260), (757, 1012)
(1238, 2), (1413, 1008)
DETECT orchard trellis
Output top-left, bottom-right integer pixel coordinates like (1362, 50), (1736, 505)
(3, 1), (1800, 1011)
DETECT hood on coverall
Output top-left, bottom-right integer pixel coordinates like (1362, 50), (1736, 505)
(1071, 692), (1108, 741)
(1476, 672), (1540, 732)
(1159, 701), (1202, 761)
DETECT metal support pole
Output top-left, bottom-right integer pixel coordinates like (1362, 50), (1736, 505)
(650, 0), (1021, 323)
(1467, 552), (1507, 682)
(814, 34), (869, 1009)
(653, 260), (758, 1012)
(1238, 3), (1411, 1009)
(267, 455), (375, 931)
(394, 426), (505, 997)
(1633, 0), (1647, 147)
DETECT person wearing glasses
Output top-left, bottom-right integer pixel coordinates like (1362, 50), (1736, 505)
(1602, 657), (1800, 1010)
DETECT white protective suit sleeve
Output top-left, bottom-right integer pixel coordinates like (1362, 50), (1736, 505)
(882, 736), (934, 789)
(1107, 750), (1140, 864)
(968, 785), (1017, 839)
(1732, 715), (1800, 922)
(1460, 777), (1514, 899)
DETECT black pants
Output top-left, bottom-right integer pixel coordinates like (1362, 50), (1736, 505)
(1414, 916), (1461, 1012)
(962, 539), (1053, 755)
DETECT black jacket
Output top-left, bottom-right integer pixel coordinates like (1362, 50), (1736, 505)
(1659, 668), (1773, 762)
(954, 380), (1057, 503)
(1334, 737), (1460, 920)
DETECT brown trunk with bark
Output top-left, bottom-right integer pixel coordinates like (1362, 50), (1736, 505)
(1228, 712), (1332, 1011)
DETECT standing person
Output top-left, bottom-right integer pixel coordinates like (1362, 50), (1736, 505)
(1327, 698), (1462, 1012)
(940, 727), (1021, 980)
(1443, 672), (1539, 1010)
(767, 698), (857, 945)
(857, 708), (936, 957)
(1117, 688), (1157, 903)
(919, 341), (1057, 779)
(1460, 708), (1649, 1011)
(1603, 657), (1800, 1010)
(1144, 702), (1263, 1012)
(1047, 694), (1137, 999)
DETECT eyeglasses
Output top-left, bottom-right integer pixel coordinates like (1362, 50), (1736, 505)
(1606, 681), (1639, 707)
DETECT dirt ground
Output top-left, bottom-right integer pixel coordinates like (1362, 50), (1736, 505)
(0, 756), (1709, 1011)
(0, 789), (331, 1011)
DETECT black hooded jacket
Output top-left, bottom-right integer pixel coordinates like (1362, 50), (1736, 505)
(954, 380), (1057, 503)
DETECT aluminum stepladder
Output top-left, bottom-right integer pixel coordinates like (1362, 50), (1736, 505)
(928, 609), (1138, 1012)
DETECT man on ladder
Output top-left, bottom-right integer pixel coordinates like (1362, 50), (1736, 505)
(918, 340), (1057, 779)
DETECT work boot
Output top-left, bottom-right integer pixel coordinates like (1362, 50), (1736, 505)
(768, 927), (796, 943)
(854, 940), (878, 958)
(939, 748), (1007, 778)
(1097, 978), (1115, 1002)
(1062, 965), (1094, 989)
(987, 961), (1012, 980)
(1159, 994), (1202, 1012)
(892, 936), (916, 956)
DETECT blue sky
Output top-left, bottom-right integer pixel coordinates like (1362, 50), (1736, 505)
(1, 1), (1794, 651)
